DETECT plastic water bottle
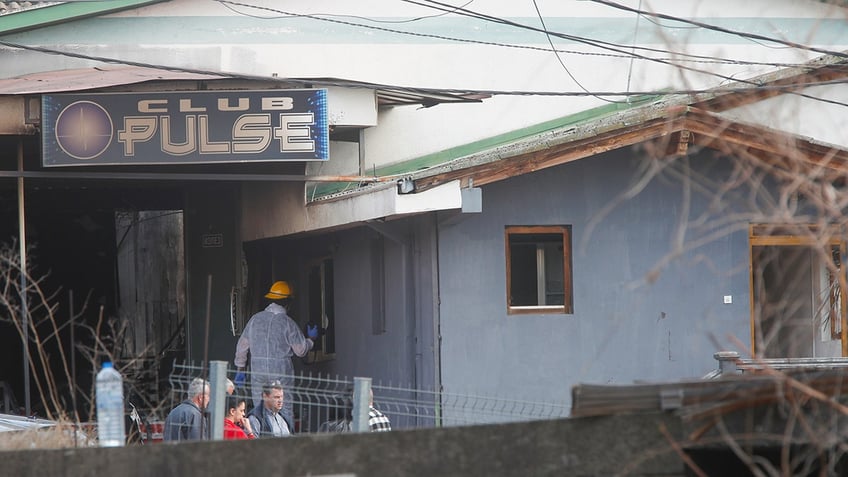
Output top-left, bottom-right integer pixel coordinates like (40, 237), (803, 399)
(96, 362), (125, 447)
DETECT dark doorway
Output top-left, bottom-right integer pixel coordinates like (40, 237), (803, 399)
(0, 164), (187, 420)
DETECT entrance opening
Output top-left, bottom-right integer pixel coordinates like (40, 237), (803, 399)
(750, 225), (846, 358)
(0, 169), (186, 420)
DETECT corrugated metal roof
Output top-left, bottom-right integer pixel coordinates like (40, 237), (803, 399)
(308, 53), (848, 201)
(0, 1), (166, 35)
(0, 65), (488, 110)
(0, 2), (57, 16)
(0, 65), (230, 95)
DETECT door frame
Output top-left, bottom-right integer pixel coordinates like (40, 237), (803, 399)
(748, 224), (847, 356)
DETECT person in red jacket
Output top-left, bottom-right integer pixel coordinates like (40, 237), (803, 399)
(223, 394), (256, 440)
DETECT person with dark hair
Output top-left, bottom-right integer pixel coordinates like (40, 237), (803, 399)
(318, 388), (391, 433)
(247, 381), (293, 438)
(318, 394), (352, 433)
(223, 394), (255, 440)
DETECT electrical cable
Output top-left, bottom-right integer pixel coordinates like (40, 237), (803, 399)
(586, 0), (848, 60)
(0, 40), (233, 78)
(625, 0), (643, 97)
(405, 0), (812, 88)
(1, 39), (847, 108)
(212, 0), (649, 63)
(531, 0), (625, 103)
(416, 0), (847, 61)
(217, 0), (830, 71)
(217, 0), (476, 23)
(403, 0), (848, 107)
(637, 12), (700, 30)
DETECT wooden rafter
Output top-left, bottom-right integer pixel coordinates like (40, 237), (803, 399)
(413, 114), (687, 192)
(683, 109), (848, 173)
(690, 63), (848, 112)
(412, 105), (848, 194)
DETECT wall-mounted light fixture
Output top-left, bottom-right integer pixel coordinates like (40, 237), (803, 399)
(397, 177), (415, 194)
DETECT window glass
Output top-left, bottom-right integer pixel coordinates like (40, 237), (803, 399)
(506, 226), (572, 314)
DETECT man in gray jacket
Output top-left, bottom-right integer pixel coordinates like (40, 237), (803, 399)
(163, 378), (209, 441)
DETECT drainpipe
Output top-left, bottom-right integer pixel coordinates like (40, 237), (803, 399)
(431, 216), (443, 425)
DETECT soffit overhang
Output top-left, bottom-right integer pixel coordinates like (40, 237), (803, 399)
(0, 65), (487, 108)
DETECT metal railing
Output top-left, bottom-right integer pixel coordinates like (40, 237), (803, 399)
(158, 360), (569, 440)
(707, 351), (848, 378)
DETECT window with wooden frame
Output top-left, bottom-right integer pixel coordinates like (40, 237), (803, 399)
(505, 225), (573, 314)
(814, 246), (843, 341)
(749, 224), (847, 357)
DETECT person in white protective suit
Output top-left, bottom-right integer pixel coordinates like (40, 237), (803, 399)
(234, 280), (317, 427)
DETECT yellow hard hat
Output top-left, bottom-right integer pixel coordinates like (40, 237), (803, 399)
(265, 281), (292, 299)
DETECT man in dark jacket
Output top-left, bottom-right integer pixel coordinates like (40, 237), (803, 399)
(247, 381), (293, 437)
(163, 378), (209, 441)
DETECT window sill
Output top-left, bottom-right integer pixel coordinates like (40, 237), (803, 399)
(508, 305), (572, 315)
(307, 351), (335, 364)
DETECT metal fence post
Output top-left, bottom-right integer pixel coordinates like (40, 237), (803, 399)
(714, 351), (740, 376)
(352, 377), (371, 433)
(209, 360), (227, 440)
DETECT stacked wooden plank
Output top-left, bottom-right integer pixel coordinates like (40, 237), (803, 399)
(571, 369), (848, 419)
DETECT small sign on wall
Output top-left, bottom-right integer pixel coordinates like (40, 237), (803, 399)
(201, 233), (224, 248)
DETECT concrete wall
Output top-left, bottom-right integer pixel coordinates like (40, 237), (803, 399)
(437, 149), (753, 407)
(0, 412), (685, 477)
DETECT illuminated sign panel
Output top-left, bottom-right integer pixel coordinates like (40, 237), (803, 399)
(42, 89), (328, 166)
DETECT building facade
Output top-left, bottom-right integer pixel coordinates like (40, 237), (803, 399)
(0, 0), (846, 415)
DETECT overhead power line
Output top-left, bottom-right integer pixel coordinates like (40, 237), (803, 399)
(530, 0), (624, 103)
(1, 40), (846, 108)
(587, 0), (848, 60)
(401, 0), (848, 107)
(218, 0), (832, 72)
(405, 0), (844, 88)
(217, 0), (477, 23)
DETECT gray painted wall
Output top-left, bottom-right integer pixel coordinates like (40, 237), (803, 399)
(257, 148), (817, 412)
(330, 226), (415, 380)
(437, 149), (753, 408)
(279, 217), (440, 392)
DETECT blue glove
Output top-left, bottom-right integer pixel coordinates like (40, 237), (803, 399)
(307, 324), (319, 340)
(234, 371), (246, 388)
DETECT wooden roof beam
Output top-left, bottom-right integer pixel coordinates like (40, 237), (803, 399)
(682, 110), (848, 172)
(413, 115), (687, 192)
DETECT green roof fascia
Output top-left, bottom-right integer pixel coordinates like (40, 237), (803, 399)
(309, 93), (661, 199)
(0, 0), (167, 36)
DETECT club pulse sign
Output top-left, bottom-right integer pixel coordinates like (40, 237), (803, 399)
(42, 89), (329, 166)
